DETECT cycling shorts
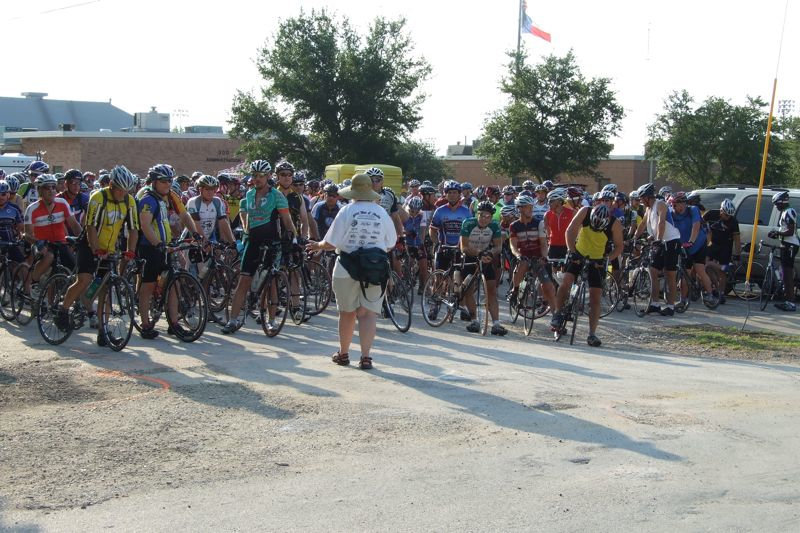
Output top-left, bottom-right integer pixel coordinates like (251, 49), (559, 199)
(434, 246), (459, 271)
(0, 243), (25, 264)
(565, 256), (604, 289)
(76, 241), (99, 275)
(684, 243), (707, 270)
(42, 242), (75, 273)
(139, 245), (166, 283)
(651, 239), (680, 272)
(461, 256), (496, 281)
(781, 243), (799, 270)
(548, 245), (568, 261)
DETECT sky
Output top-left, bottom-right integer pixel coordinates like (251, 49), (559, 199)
(3, 0), (799, 157)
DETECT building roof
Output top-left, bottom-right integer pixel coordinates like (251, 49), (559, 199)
(8, 130), (231, 140)
(0, 93), (133, 132)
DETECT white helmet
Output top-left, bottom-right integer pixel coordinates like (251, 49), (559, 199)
(720, 199), (736, 216)
(110, 165), (136, 192)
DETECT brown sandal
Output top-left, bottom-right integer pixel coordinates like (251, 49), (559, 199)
(358, 356), (373, 370)
(332, 351), (350, 366)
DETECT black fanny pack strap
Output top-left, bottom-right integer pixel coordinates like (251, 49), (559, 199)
(339, 248), (390, 303)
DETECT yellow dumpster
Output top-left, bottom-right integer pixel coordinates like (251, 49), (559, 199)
(354, 164), (403, 194)
(324, 164), (358, 185)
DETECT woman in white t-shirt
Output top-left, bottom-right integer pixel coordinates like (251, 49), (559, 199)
(306, 174), (397, 370)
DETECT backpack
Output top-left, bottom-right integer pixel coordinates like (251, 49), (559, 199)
(338, 247), (390, 302)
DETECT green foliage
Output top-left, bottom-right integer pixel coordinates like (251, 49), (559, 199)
(393, 141), (450, 183)
(646, 91), (792, 189)
(229, 9), (432, 175)
(476, 50), (624, 182)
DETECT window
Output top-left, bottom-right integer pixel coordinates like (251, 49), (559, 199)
(52, 165), (63, 174)
(696, 192), (734, 211)
(735, 195), (773, 226)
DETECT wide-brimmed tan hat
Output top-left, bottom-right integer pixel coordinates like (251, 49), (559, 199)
(338, 174), (380, 201)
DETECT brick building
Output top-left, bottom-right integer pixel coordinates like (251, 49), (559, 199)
(8, 131), (243, 177)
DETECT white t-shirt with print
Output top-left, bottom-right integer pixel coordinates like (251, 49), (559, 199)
(323, 201), (397, 279)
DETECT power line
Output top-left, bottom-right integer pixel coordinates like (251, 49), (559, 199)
(8, 0), (103, 21)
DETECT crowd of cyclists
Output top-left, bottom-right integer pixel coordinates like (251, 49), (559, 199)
(0, 158), (796, 352)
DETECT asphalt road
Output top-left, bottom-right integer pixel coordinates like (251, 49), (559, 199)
(1, 299), (799, 532)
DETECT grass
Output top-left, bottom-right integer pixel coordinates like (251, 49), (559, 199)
(671, 325), (800, 353)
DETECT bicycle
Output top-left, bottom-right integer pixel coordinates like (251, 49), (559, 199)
(421, 246), (490, 335)
(224, 242), (289, 337)
(553, 258), (604, 345)
(11, 238), (77, 325)
(0, 240), (24, 321)
(195, 241), (237, 323)
(759, 241), (785, 311)
(509, 256), (549, 336)
(36, 253), (135, 351)
(126, 240), (208, 342)
(383, 270), (413, 332)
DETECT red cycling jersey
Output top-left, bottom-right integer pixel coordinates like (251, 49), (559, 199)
(24, 197), (72, 243)
(545, 207), (574, 247)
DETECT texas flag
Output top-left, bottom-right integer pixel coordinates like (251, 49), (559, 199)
(521, 1), (551, 42)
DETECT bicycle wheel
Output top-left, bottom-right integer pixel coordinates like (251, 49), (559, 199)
(0, 264), (15, 321)
(760, 269), (774, 311)
(569, 281), (585, 346)
(36, 273), (73, 345)
(475, 274), (489, 336)
(166, 272), (207, 342)
(302, 260), (332, 317)
(732, 262), (763, 300)
(385, 271), (413, 333)
(11, 263), (33, 325)
(261, 270), (289, 337)
(702, 268), (721, 309)
(675, 271), (691, 313)
(204, 265), (232, 314)
(632, 269), (652, 317)
(421, 270), (452, 327)
(599, 274), (620, 318)
(521, 281), (538, 336)
(98, 277), (135, 351)
(286, 268), (308, 325)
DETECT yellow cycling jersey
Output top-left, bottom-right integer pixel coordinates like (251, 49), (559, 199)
(85, 188), (139, 251)
(575, 215), (615, 260)
(226, 195), (240, 223)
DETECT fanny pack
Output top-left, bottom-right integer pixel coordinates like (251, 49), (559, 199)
(338, 247), (390, 302)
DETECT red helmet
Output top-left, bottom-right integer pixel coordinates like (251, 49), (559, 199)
(567, 187), (582, 200)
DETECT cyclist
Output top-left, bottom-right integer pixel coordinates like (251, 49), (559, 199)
(57, 169), (90, 231)
(367, 166), (406, 237)
(550, 204), (623, 346)
(544, 188), (575, 263)
(522, 180), (535, 193)
(186, 175), (235, 244)
(670, 191), (716, 308)
(429, 181), (471, 320)
(460, 182), (475, 210)
(768, 191), (798, 311)
(687, 192), (706, 215)
(136, 164), (200, 340)
(54, 166), (139, 343)
(634, 182), (682, 316)
(19, 161), (50, 208)
(630, 190), (645, 218)
(542, 180), (555, 192)
(508, 195), (556, 315)
(222, 160), (297, 334)
(703, 199), (741, 304)
(0, 180), (25, 267)
(311, 183), (341, 238)
(23, 174), (82, 297)
(292, 171), (319, 239)
(533, 184), (549, 222)
(402, 197), (429, 293)
(6, 173), (26, 213)
(658, 186), (673, 202)
(404, 179), (422, 205)
(460, 200), (505, 335)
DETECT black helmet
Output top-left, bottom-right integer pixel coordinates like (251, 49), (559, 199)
(323, 183), (339, 195)
(636, 183), (656, 198)
(64, 169), (83, 181)
(477, 200), (496, 214)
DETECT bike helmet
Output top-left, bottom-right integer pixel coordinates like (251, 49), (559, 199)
(592, 191), (602, 202)
(422, 180), (432, 186)
(542, 180), (554, 191)
(292, 171), (306, 184)
(772, 190), (790, 206)
(636, 182), (656, 198)
(83, 171), (96, 180)
(535, 183), (548, 193)
(54, 173), (65, 182)
(658, 186), (672, 198)
(175, 174), (191, 184)
(476, 200), (496, 214)
(602, 183), (618, 194)
(515, 194), (535, 207)
(274, 160), (295, 174)
(170, 180), (182, 196)
(615, 192), (628, 204)
(0, 181), (9, 194)
(720, 198), (736, 215)
(599, 190), (615, 201)
(99, 173), (111, 186)
(519, 190), (534, 198)
(341, 179), (352, 188)
(589, 204), (611, 231)
(407, 197), (423, 210)
(35, 174), (58, 187)
(109, 165), (136, 191)
(80, 182), (89, 193)
(323, 183), (339, 195)
(6, 174), (21, 193)
(500, 204), (519, 218)
(502, 185), (515, 195)
(420, 185), (436, 195)
(217, 173), (231, 185)
(408, 179), (421, 188)
(461, 181), (473, 191)
(63, 169), (82, 182)
(148, 163), (175, 181)
(25, 161), (50, 176)
(567, 186), (583, 200)
(365, 167), (384, 179)
(547, 188), (567, 203)
(686, 192), (701, 205)
(629, 190), (640, 200)
(196, 175), (219, 189)
(486, 185), (501, 197)
(443, 180), (460, 192)
(522, 180), (535, 190)
(671, 191), (687, 203)
(250, 160), (272, 174)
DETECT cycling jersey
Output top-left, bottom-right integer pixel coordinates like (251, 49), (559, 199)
(24, 197), (72, 243)
(85, 188), (139, 252)
(403, 213), (423, 247)
(377, 187), (399, 215)
(18, 182), (38, 205)
(0, 202), (22, 242)
(532, 201), (549, 222)
(242, 186), (289, 240)
(226, 195), (240, 224)
(778, 208), (799, 246)
(58, 191), (89, 226)
(575, 215), (617, 260)
(280, 188), (304, 230)
(703, 210), (739, 260)
(460, 217), (500, 254)
(137, 190), (170, 246)
(509, 218), (545, 258)
(646, 200), (681, 242)
(431, 204), (471, 246)
(311, 201), (340, 238)
(671, 205), (706, 255)
(545, 207), (574, 247)
(186, 195), (227, 240)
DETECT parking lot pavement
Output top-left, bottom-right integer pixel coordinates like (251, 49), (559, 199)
(1, 300), (799, 531)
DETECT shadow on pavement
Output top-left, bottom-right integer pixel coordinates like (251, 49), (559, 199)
(0, 498), (40, 532)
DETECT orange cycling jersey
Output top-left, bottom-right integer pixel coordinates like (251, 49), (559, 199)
(24, 197), (72, 243)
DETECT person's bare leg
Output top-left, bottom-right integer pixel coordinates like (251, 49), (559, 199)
(665, 270), (677, 305)
(338, 310), (357, 354)
(355, 307), (376, 358)
(588, 287), (601, 333)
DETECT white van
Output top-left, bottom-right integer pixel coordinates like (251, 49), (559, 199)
(691, 185), (800, 274)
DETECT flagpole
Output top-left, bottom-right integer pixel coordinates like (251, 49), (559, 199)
(516, 0), (523, 73)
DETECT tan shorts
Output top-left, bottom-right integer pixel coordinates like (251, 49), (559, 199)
(332, 269), (385, 314)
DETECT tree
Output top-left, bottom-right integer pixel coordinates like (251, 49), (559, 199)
(229, 9), (433, 176)
(646, 91), (791, 188)
(476, 50), (624, 182)
(393, 141), (450, 183)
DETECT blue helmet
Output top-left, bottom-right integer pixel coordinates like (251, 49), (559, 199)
(25, 160), (50, 176)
